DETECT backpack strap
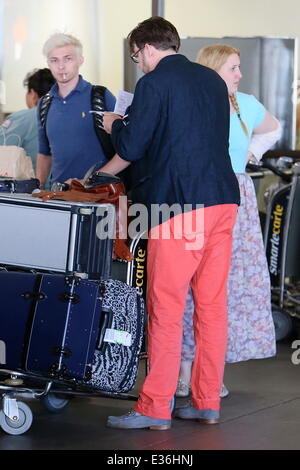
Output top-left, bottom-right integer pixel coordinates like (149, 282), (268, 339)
(39, 92), (53, 151)
(91, 85), (116, 159)
(40, 92), (53, 129)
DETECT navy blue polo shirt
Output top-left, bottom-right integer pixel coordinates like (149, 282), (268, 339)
(38, 76), (115, 183)
(112, 54), (240, 221)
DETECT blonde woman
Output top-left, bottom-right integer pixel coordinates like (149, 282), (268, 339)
(176, 45), (280, 400)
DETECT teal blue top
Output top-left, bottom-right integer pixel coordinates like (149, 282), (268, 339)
(0, 107), (38, 170)
(229, 92), (266, 173)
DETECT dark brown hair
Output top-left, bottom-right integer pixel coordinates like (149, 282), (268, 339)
(23, 68), (55, 98)
(128, 16), (180, 53)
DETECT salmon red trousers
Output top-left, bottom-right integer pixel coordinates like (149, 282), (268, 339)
(134, 204), (238, 419)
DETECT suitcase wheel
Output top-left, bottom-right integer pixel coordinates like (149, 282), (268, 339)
(0, 401), (33, 435)
(41, 393), (71, 413)
(272, 308), (294, 342)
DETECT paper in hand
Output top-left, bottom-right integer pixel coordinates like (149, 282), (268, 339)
(114, 90), (134, 116)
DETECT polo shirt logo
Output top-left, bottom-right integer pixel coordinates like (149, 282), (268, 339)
(82, 112), (86, 118)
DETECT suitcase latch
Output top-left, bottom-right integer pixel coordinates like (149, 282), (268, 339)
(52, 346), (72, 358)
(21, 291), (46, 301)
(58, 292), (80, 304)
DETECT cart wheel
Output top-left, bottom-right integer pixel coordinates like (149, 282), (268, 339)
(41, 393), (71, 413)
(272, 309), (293, 342)
(0, 401), (33, 435)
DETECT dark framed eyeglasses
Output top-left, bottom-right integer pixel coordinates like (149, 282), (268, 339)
(130, 46), (145, 64)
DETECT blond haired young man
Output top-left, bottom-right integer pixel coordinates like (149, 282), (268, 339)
(36, 33), (116, 188)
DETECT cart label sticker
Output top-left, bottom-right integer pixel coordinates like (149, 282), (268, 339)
(104, 329), (132, 347)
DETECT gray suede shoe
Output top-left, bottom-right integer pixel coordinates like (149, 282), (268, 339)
(174, 403), (219, 424)
(220, 383), (229, 398)
(107, 410), (171, 430)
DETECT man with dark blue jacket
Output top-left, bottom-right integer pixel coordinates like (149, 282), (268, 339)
(101, 17), (240, 430)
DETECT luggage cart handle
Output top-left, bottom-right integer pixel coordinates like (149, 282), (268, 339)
(247, 161), (291, 182)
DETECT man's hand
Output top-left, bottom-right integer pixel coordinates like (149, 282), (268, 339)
(103, 112), (122, 134)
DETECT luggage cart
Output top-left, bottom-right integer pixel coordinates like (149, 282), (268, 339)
(0, 368), (141, 435)
(0, 231), (149, 435)
(249, 157), (300, 341)
(0, 188), (151, 435)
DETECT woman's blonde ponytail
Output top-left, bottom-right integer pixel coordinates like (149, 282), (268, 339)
(229, 94), (249, 137)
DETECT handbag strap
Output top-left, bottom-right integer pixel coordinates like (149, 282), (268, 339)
(0, 126), (22, 147)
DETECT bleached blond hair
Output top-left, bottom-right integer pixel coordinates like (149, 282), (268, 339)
(43, 33), (83, 58)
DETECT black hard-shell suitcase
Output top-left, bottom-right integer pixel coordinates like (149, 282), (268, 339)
(25, 274), (102, 380)
(0, 271), (145, 392)
(0, 270), (39, 370)
(0, 178), (39, 193)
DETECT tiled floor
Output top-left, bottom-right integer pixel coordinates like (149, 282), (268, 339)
(1, 342), (299, 450)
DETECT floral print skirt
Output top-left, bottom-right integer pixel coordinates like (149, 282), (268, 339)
(181, 173), (276, 363)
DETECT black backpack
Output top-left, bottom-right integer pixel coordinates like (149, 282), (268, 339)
(39, 85), (115, 160)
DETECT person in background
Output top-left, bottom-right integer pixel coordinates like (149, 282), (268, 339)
(0, 68), (55, 171)
(176, 44), (280, 399)
(36, 33), (116, 189)
(100, 17), (240, 429)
